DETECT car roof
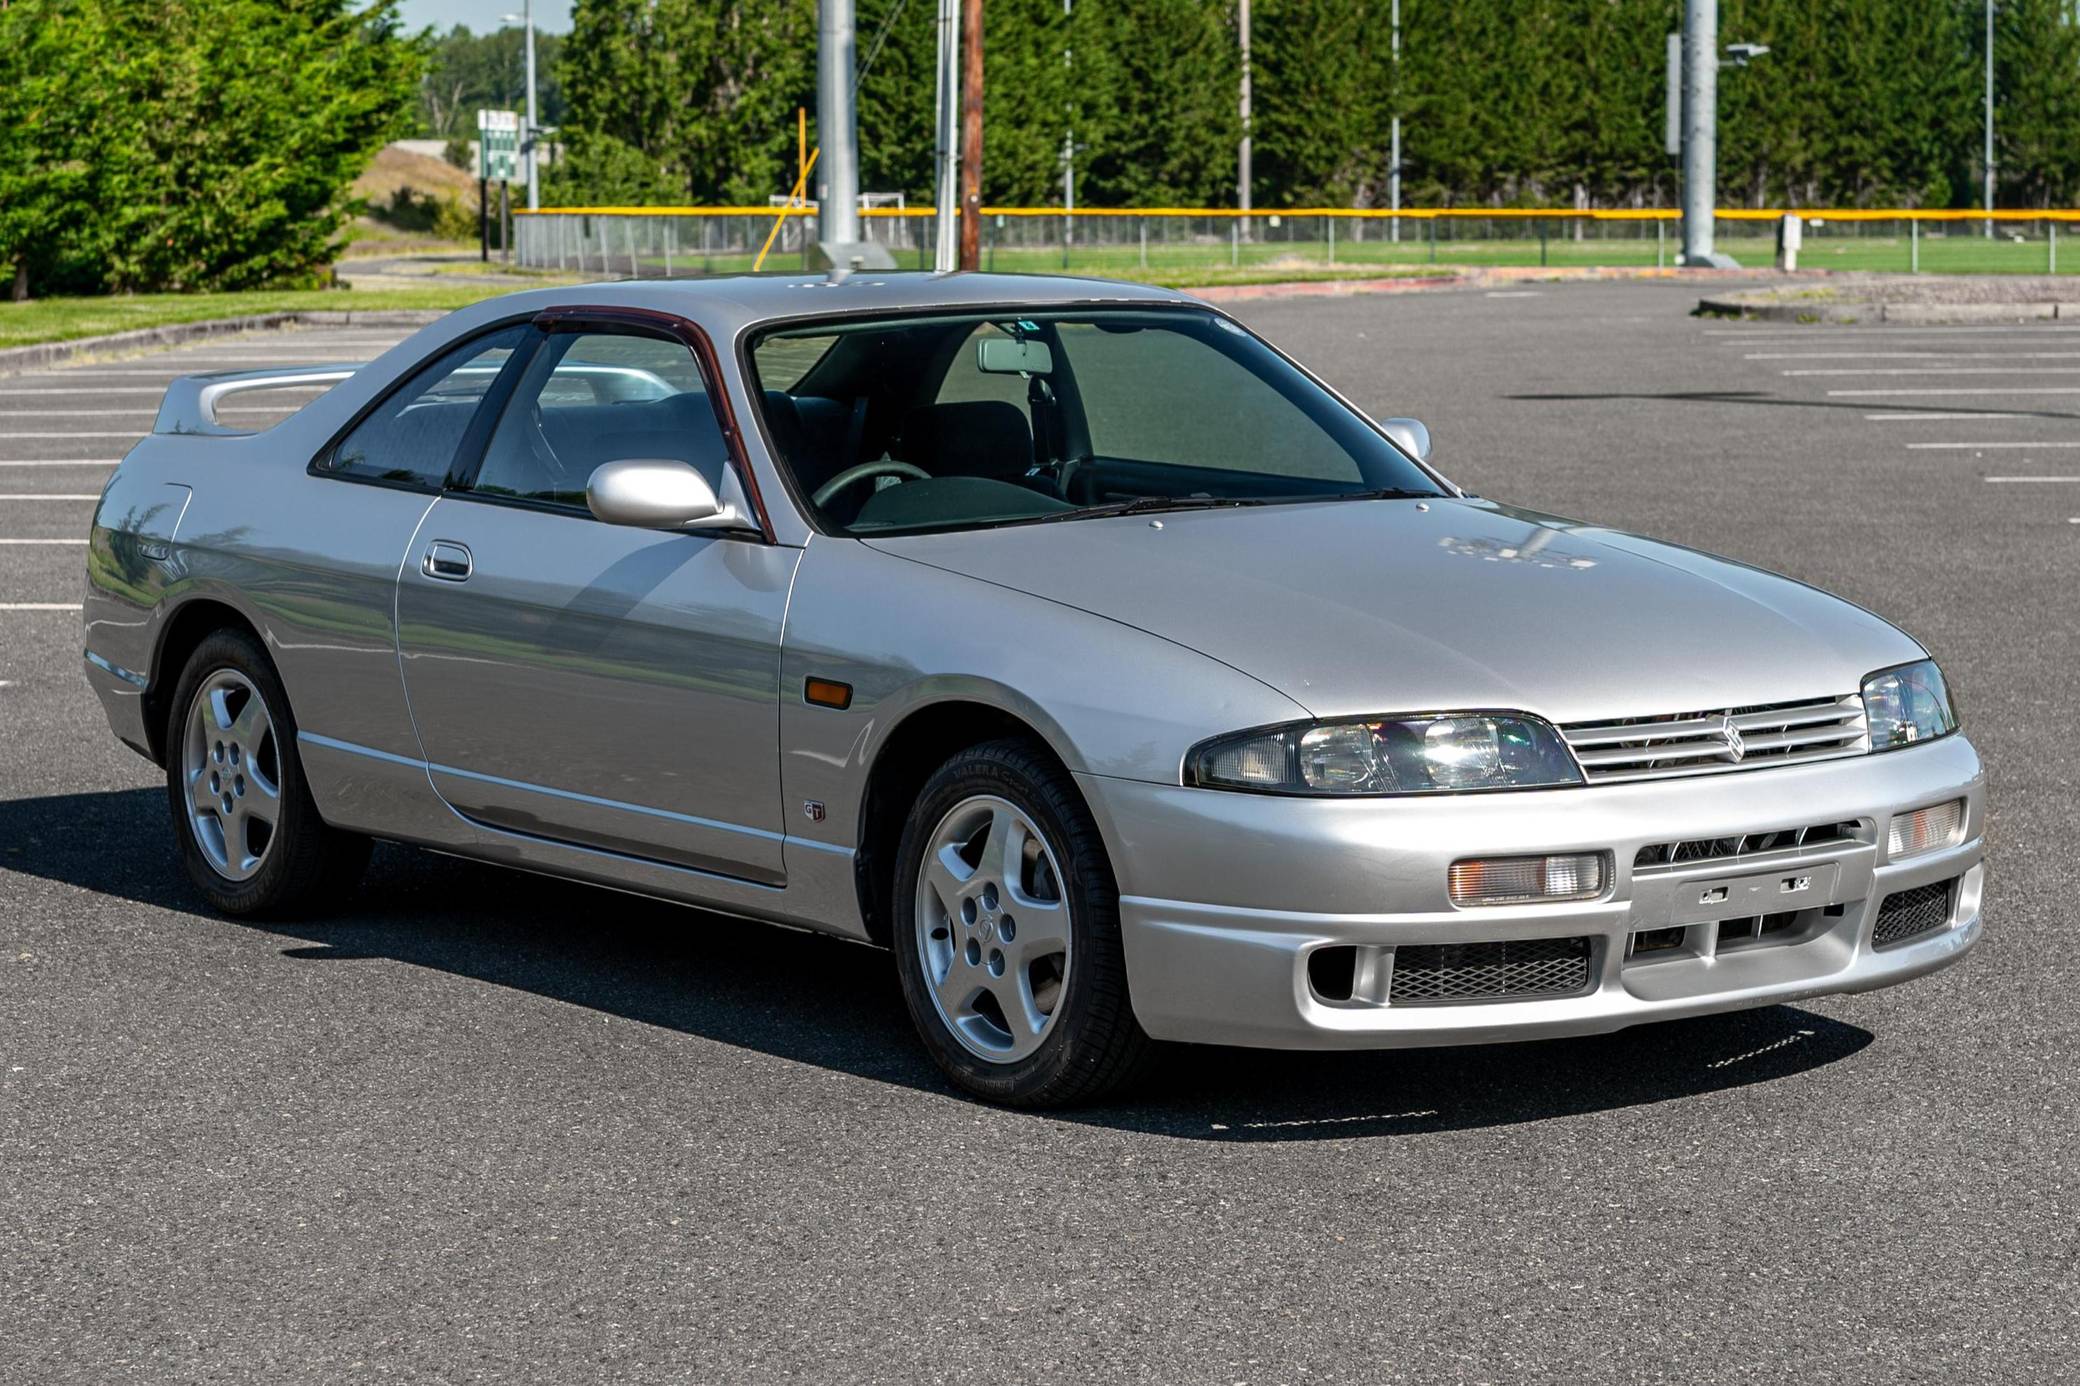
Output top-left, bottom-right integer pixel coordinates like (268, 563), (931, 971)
(532, 271), (1205, 336)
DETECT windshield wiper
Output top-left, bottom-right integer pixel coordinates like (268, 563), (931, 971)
(1031, 495), (1267, 524)
(1318, 487), (1445, 502)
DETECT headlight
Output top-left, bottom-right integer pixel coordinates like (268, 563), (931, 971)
(1187, 713), (1582, 795)
(1862, 660), (1957, 751)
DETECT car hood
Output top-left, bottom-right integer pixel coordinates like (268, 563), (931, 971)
(863, 498), (1925, 724)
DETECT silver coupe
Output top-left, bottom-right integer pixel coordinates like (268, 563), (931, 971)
(83, 274), (1985, 1105)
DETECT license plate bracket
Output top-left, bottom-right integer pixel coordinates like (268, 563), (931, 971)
(1637, 861), (1843, 927)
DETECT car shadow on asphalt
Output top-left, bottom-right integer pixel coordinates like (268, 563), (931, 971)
(6, 788), (1876, 1142)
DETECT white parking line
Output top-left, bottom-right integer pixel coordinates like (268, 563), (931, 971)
(1709, 325), (2080, 337)
(0, 387), (191, 395)
(1983, 476), (2080, 482)
(0, 459), (120, 466)
(1786, 367), (2080, 377)
(1748, 351), (2080, 360)
(0, 603), (82, 611)
(0, 538), (88, 544)
(0, 409), (157, 416)
(0, 494), (101, 500)
(7, 433), (145, 439)
(1864, 412), (2022, 421)
(1906, 441), (2080, 450)
(1827, 387), (2080, 397)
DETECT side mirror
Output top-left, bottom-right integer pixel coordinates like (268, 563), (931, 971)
(586, 458), (745, 532)
(1381, 417), (1432, 464)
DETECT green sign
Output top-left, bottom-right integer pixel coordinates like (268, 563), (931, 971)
(476, 109), (522, 184)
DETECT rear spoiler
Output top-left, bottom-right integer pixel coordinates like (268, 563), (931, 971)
(152, 362), (364, 437)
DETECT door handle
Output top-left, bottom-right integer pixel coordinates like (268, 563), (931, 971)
(421, 540), (473, 582)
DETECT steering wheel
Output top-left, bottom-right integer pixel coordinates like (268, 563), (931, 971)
(812, 459), (932, 508)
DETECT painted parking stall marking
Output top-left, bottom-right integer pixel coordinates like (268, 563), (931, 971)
(0, 324), (413, 616)
(1713, 316), (2080, 525)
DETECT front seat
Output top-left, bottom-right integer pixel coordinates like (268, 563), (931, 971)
(896, 401), (1034, 482)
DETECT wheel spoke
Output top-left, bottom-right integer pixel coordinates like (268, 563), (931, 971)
(933, 953), (981, 1017)
(925, 842), (973, 918)
(1004, 899), (1070, 967)
(228, 691), (268, 746)
(205, 686), (237, 734)
(189, 767), (217, 817)
(242, 772), (280, 827)
(988, 806), (1028, 890)
(991, 972), (1047, 1042)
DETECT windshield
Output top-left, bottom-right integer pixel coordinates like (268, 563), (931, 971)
(745, 307), (1445, 537)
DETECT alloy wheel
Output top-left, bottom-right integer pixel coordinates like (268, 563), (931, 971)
(179, 669), (282, 882)
(913, 794), (1073, 1064)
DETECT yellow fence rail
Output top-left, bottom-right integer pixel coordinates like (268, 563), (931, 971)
(521, 205), (2080, 222)
(508, 203), (2080, 280)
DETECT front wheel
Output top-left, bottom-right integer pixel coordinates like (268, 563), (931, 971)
(164, 628), (370, 916)
(892, 739), (1149, 1107)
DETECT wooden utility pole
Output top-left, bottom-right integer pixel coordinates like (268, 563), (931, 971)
(958, 0), (984, 270)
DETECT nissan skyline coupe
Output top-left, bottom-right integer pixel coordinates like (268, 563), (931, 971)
(82, 273), (1985, 1106)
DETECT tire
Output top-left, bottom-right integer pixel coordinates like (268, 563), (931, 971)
(892, 738), (1150, 1107)
(163, 627), (370, 916)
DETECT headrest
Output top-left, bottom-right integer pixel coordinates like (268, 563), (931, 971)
(896, 401), (1033, 480)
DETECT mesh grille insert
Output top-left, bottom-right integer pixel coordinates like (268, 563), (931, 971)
(1873, 878), (1957, 948)
(1390, 937), (1594, 1006)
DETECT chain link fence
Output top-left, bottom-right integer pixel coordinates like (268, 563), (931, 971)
(513, 207), (2080, 280)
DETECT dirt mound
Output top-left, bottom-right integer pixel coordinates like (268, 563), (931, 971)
(353, 143), (477, 208)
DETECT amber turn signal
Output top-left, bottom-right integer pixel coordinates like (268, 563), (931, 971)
(804, 677), (853, 710)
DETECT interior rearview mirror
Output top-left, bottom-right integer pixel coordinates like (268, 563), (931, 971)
(977, 337), (1054, 376)
(1381, 417), (1432, 464)
(586, 458), (747, 532)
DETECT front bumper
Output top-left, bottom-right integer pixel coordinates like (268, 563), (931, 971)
(1078, 734), (1986, 1050)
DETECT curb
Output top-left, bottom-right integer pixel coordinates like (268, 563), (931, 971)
(1197, 263), (1801, 304)
(0, 309), (445, 375)
(1697, 295), (2080, 324)
(1191, 274), (1464, 303)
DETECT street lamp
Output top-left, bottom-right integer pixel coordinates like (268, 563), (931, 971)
(501, 4), (539, 211)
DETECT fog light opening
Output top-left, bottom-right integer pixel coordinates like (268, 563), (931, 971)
(1307, 945), (1358, 1002)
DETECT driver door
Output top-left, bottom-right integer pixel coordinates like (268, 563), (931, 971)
(395, 321), (799, 885)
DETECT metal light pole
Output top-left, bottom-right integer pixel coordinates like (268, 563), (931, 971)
(501, 5), (540, 211)
(523, 0), (538, 211)
(1237, 0), (1251, 237)
(1389, 0), (1401, 242)
(932, 0), (961, 272)
(1679, 0), (1736, 267)
(1984, 0), (1996, 238)
(818, 0), (862, 248)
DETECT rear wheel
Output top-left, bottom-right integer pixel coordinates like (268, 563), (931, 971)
(164, 628), (369, 916)
(892, 739), (1149, 1107)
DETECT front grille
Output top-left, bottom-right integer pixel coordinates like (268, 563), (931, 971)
(1561, 694), (1867, 785)
(1873, 878), (1957, 948)
(1635, 819), (1863, 871)
(1390, 937), (1594, 1006)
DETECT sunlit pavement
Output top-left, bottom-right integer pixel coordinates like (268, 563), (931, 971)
(2, 283), (2071, 1382)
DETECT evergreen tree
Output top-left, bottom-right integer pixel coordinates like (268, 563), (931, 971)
(1, 0), (423, 296)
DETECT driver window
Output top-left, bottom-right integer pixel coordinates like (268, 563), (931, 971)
(469, 330), (727, 510)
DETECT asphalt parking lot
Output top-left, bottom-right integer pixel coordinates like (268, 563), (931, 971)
(3, 280), (2074, 1383)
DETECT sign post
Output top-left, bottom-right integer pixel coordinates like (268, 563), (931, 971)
(476, 109), (523, 263)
